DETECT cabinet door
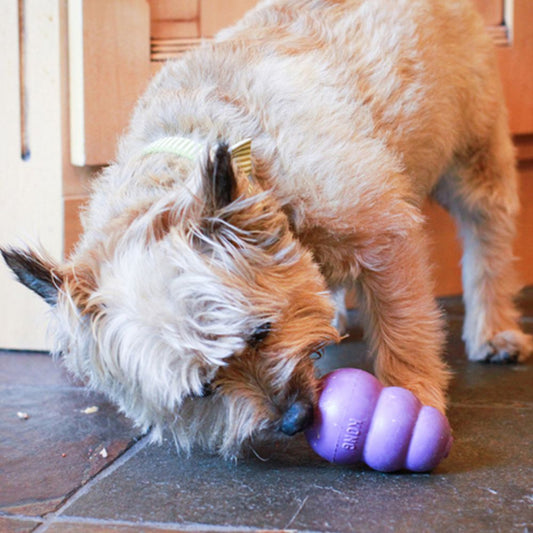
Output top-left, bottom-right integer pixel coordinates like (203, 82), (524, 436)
(71, 0), (533, 165)
(496, 1), (533, 137)
(471, 0), (503, 25)
(68, 0), (150, 166)
(471, 0), (533, 138)
(199, 0), (258, 37)
(0, 0), (65, 349)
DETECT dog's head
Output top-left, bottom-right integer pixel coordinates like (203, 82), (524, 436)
(2, 143), (339, 458)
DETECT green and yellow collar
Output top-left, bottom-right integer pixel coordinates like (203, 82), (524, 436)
(142, 136), (253, 178)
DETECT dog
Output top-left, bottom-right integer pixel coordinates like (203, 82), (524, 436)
(3, 0), (532, 459)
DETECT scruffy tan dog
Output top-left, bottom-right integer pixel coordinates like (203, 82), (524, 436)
(3, 0), (532, 458)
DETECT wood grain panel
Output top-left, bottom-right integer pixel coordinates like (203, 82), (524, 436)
(471, 0), (503, 25)
(149, 0), (198, 20)
(424, 202), (463, 297)
(515, 162), (533, 285)
(515, 135), (533, 161)
(200, 0), (257, 37)
(64, 196), (88, 258)
(497, 0), (533, 134)
(148, 0), (199, 39)
(149, 2), (513, 61)
(69, 0), (151, 166)
(0, 0), (64, 349)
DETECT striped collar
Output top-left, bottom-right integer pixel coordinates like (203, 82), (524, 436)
(142, 136), (253, 177)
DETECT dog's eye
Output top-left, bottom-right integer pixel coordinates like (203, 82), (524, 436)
(190, 381), (213, 399)
(199, 382), (213, 397)
(249, 322), (272, 347)
(310, 349), (323, 361)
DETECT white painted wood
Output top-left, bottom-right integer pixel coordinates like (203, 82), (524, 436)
(68, 0), (85, 166)
(0, 0), (64, 350)
(68, 0), (150, 166)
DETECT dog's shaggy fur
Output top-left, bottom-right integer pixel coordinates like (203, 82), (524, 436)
(3, 0), (532, 458)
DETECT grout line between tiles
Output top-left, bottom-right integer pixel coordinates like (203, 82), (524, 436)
(32, 433), (151, 532)
(0, 513), (42, 525)
(31, 514), (309, 532)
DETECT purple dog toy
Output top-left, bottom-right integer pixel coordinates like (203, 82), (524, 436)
(305, 368), (453, 472)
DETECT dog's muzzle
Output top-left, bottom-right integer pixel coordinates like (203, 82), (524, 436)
(280, 400), (314, 436)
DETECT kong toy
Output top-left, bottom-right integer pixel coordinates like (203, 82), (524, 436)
(306, 368), (453, 472)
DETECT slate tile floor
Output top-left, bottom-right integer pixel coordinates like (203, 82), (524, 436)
(1, 289), (532, 533)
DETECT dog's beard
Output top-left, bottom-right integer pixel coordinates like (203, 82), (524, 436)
(166, 355), (320, 460)
(168, 392), (272, 459)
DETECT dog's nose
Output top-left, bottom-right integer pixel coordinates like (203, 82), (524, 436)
(280, 400), (314, 436)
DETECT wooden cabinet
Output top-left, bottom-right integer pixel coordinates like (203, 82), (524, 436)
(69, 0), (150, 166)
(68, 0), (533, 164)
(472, 0), (504, 25)
(67, 0), (533, 296)
(1, 0), (532, 349)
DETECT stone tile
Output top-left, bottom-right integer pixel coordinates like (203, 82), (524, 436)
(449, 359), (533, 407)
(444, 313), (533, 407)
(315, 336), (371, 377)
(60, 398), (532, 533)
(61, 434), (338, 530)
(0, 351), (142, 517)
(56, 294), (533, 533)
(0, 516), (41, 533)
(2, 286), (532, 531)
(0, 351), (74, 387)
(46, 521), (196, 532)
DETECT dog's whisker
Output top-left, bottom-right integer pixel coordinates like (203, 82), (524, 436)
(248, 444), (270, 463)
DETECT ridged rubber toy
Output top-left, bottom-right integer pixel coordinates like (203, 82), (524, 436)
(305, 368), (453, 472)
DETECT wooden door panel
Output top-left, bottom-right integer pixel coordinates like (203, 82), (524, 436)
(471, 0), (503, 25)
(148, 0), (199, 39)
(200, 0), (258, 37)
(68, 0), (150, 166)
(497, 1), (533, 134)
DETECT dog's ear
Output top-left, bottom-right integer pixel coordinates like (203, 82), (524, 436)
(204, 143), (236, 212)
(1, 247), (62, 306)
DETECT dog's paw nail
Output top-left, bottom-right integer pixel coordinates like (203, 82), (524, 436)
(492, 351), (519, 364)
(472, 331), (532, 364)
(481, 347), (520, 364)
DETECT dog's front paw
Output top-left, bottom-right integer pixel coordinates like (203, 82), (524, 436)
(469, 330), (533, 364)
(378, 372), (449, 415)
(407, 382), (448, 415)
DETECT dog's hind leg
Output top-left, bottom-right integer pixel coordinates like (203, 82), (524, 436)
(434, 113), (532, 363)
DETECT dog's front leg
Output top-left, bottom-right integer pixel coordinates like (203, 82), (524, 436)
(354, 227), (450, 413)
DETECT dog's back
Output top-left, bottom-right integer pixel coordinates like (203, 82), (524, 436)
(121, 0), (497, 207)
